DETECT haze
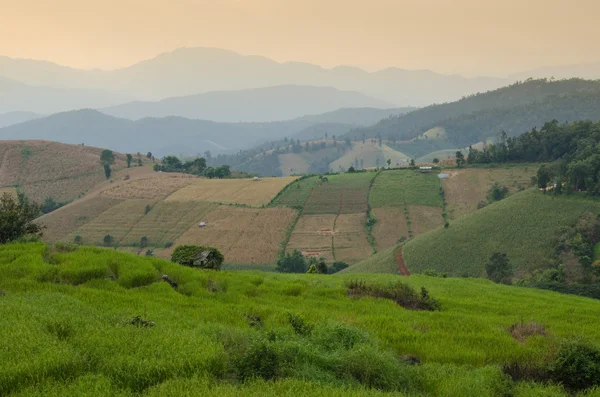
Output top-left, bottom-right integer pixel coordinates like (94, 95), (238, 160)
(2, 0), (599, 76)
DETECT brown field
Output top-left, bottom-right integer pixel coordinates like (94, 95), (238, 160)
(333, 213), (373, 264)
(66, 199), (155, 245)
(0, 140), (143, 203)
(173, 206), (298, 264)
(371, 207), (410, 251)
(165, 176), (297, 206)
(101, 176), (195, 200)
(443, 166), (536, 219)
(407, 205), (444, 236)
(39, 196), (124, 243)
(286, 214), (336, 261)
(120, 201), (217, 247)
(279, 153), (310, 176)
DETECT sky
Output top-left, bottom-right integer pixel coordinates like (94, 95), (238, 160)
(1, 0), (599, 76)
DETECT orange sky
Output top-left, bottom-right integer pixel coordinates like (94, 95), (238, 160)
(1, 0), (599, 76)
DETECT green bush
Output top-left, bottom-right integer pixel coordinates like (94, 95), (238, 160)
(171, 245), (224, 270)
(549, 340), (600, 391)
(235, 339), (279, 381)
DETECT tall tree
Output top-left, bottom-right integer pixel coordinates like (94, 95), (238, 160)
(0, 192), (44, 243)
(126, 153), (132, 168)
(455, 151), (465, 168)
(100, 149), (115, 179)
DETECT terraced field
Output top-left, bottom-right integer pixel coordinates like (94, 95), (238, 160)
(172, 206), (298, 265)
(333, 213), (373, 264)
(120, 201), (217, 247)
(101, 176), (195, 199)
(286, 214), (337, 261)
(303, 172), (375, 214)
(166, 177), (296, 206)
(271, 176), (318, 208)
(66, 200), (155, 245)
(442, 166), (537, 219)
(371, 207), (409, 250)
(370, 170), (443, 208)
(329, 141), (409, 171)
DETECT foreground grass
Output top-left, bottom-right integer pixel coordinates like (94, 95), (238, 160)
(403, 189), (600, 277)
(1, 243), (600, 396)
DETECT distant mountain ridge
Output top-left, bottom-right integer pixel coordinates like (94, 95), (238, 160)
(0, 111), (43, 128)
(101, 85), (394, 122)
(0, 47), (509, 107)
(0, 106), (411, 156)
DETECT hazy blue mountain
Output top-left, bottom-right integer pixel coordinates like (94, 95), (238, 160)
(0, 48), (509, 106)
(0, 111), (43, 128)
(0, 77), (132, 114)
(512, 63), (600, 81)
(296, 107), (414, 125)
(0, 108), (385, 156)
(100, 86), (395, 122)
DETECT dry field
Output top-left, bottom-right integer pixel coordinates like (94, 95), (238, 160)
(165, 177), (297, 206)
(329, 142), (409, 171)
(66, 199), (155, 245)
(0, 140), (136, 203)
(371, 207), (409, 251)
(120, 201), (217, 247)
(407, 205), (444, 236)
(279, 153), (310, 176)
(173, 206), (298, 264)
(101, 176), (195, 200)
(286, 214), (336, 261)
(333, 213), (372, 264)
(39, 196), (124, 243)
(0, 187), (17, 198)
(443, 166), (536, 219)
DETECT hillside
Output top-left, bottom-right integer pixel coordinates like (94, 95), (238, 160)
(0, 48), (508, 106)
(0, 140), (136, 204)
(348, 79), (600, 146)
(101, 86), (394, 122)
(402, 189), (600, 278)
(2, 243), (600, 396)
(0, 76), (131, 114)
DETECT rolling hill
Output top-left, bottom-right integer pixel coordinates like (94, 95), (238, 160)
(0, 140), (136, 204)
(101, 86), (394, 122)
(0, 76), (132, 114)
(0, 48), (508, 106)
(348, 78), (600, 146)
(3, 242), (600, 396)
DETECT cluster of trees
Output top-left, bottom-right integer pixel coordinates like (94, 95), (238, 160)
(0, 192), (44, 244)
(469, 120), (600, 194)
(153, 156), (232, 179)
(276, 250), (348, 274)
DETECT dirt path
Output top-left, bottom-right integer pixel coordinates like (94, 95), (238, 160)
(395, 248), (410, 276)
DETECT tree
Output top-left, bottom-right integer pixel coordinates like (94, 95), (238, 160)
(387, 159), (392, 168)
(126, 153), (132, 168)
(455, 151), (465, 168)
(537, 165), (553, 189)
(348, 166), (356, 173)
(103, 164), (111, 179)
(204, 167), (216, 179)
(409, 159), (416, 168)
(485, 252), (513, 284)
(0, 192), (44, 244)
(41, 196), (59, 214)
(103, 234), (113, 247)
(73, 235), (82, 245)
(140, 236), (148, 248)
(145, 204), (152, 214)
(331, 262), (349, 273)
(171, 245), (224, 270)
(306, 264), (318, 274)
(100, 149), (115, 179)
(146, 152), (152, 159)
(432, 158), (440, 164)
(316, 260), (328, 274)
(276, 250), (307, 273)
(489, 183), (509, 202)
(215, 165), (231, 179)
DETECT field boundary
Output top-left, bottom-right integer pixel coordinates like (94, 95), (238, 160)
(331, 192), (344, 261)
(279, 180), (317, 257)
(364, 170), (382, 254)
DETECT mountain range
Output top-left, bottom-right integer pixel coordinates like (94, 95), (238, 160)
(0, 47), (509, 108)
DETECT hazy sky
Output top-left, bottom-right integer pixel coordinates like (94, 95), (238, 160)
(1, 0), (599, 76)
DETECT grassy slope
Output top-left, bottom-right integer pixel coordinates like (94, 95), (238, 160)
(403, 189), (600, 277)
(2, 243), (600, 396)
(340, 244), (400, 274)
(370, 170), (443, 208)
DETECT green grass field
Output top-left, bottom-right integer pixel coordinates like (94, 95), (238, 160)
(403, 189), (600, 277)
(370, 170), (443, 208)
(2, 243), (600, 396)
(270, 176), (319, 208)
(303, 172), (375, 215)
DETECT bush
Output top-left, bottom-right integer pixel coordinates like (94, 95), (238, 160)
(103, 234), (113, 247)
(330, 262), (349, 273)
(486, 252), (513, 284)
(276, 250), (307, 273)
(489, 183), (509, 202)
(235, 339), (279, 381)
(164, 242), (173, 248)
(287, 313), (313, 336)
(140, 236), (148, 248)
(549, 340), (600, 391)
(346, 280), (441, 311)
(423, 269), (448, 278)
(171, 245), (224, 270)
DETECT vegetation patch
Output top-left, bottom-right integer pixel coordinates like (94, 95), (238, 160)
(370, 170), (443, 208)
(303, 172), (373, 215)
(346, 280), (440, 311)
(509, 321), (548, 343)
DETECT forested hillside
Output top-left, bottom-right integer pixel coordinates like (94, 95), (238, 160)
(347, 79), (600, 146)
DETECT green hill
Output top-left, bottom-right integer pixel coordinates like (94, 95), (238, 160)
(347, 79), (600, 147)
(403, 189), (600, 277)
(2, 243), (600, 396)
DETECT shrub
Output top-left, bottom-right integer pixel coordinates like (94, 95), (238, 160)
(276, 250), (307, 273)
(485, 252), (513, 284)
(73, 235), (82, 245)
(489, 183), (509, 202)
(164, 242), (173, 248)
(423, 269), (447, 278)
(287, 313), (313, 336)
(346, 280), (441, 311)
(140, 236), (148, 248)
(103, 234), (113, 247)
(171, 245), (224, 270)
(330, 261), (349, 273)
(549, 340), (600, 391)
(235, 339), (279, 381)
